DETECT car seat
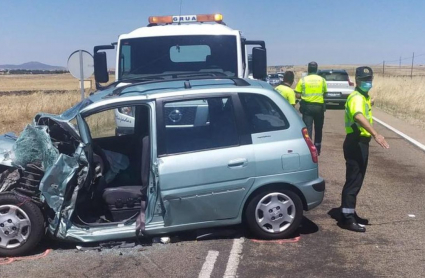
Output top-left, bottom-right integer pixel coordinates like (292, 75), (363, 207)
(101, 136), (150, 222)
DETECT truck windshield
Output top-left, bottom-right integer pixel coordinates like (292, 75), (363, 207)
(118, 35), (238, 80)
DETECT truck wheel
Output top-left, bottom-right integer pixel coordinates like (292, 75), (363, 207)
(0, 193), (45, 257)
(245, 189), (303, 239)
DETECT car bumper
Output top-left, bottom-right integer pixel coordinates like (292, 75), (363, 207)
(297, 177), (325, 211)
(324, 92), (350, 104)
(324, 98), (348, 104)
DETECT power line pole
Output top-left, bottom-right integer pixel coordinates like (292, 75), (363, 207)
(399, 56), (401, 68)
(383, 61), (385, 76)
(411, 52), (414, 79)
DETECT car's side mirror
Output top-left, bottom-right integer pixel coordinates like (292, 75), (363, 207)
(94, 52), (109, 84)
(252, 47), (267, 80)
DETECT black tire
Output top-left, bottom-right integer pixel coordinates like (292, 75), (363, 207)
(245, 189), (303, 239)
(0, 193), (45, 257)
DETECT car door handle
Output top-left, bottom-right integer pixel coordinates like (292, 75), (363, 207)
(228, 158), (248, 168)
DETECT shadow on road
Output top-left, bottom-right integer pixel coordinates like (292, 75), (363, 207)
(20, 216), (320, 255)
(327, 207), (342, 223)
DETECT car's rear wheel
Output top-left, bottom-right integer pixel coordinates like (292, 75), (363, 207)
(0, 193), (45, 257)
(245, 189), (303, 239)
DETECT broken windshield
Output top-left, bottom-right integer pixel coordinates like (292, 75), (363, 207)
(118, 35), (238, 80)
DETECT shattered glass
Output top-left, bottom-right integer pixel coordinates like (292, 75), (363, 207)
(12, 125), (59, 170)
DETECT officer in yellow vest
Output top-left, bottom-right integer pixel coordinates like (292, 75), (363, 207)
(295, 62), (327, 155)
(339, 66), (389, 232)
(275, 71), (296, 107)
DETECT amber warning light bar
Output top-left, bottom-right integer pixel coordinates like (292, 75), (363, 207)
(149, 14), (223, 24)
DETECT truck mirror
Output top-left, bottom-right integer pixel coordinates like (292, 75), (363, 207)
(94, 52), (109, 83)
(252, 47), (267, 80)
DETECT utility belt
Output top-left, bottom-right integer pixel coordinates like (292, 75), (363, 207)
(299, 100), (326, 113)
(346, 124), (371, 143)
(300, 100), (324, 106)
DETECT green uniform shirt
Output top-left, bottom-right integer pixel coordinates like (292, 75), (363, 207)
(295, 74), (327, 104)
(275, 85), (296, 105)
(345, 90), (373, 137)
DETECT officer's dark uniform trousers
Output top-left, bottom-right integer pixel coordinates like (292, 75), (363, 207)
(301, 102), (325, 146)
(341, 132), (370, 220)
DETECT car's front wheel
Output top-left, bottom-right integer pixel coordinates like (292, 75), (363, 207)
(245, 189), (303, 239)
(0, 193), (45, 257)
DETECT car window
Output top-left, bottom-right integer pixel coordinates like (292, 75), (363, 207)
(85, 107), (135, 139)
(318, 72), (348, 81)
(162, 97), (239, 154)
(239, 93), (289, 133)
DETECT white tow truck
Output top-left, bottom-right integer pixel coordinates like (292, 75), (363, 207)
(92, 13), (267, 135)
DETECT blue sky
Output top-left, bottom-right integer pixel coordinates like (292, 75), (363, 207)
(1, 0), (424, 67)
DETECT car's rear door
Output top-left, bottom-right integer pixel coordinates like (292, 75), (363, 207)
(156, 93), (255, 226)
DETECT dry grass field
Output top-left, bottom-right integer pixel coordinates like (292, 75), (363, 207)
(372, 75), (425, 128)
(0, 74), (93, 91)
(0, 74), (116, 134)
(0, 71), (424, 135)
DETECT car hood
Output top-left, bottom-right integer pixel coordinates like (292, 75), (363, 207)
(0, 133), (17, 167)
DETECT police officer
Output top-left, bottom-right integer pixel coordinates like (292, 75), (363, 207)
(295, 62), (327, 155)
(340, 66), (389, 232)
(275, 71), (296, 107)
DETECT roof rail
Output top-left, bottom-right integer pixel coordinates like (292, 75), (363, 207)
(111, 74), (251, 96)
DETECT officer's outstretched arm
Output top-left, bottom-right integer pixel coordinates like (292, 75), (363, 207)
(354, 114), (390, 149)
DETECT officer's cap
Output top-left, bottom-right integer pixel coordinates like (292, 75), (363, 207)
(355, 66), (373, 81)
(308, 61), (318, 74)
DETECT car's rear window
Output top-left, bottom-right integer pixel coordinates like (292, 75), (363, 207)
(239, 93), (289, 134)
(318, 72), (348, 81)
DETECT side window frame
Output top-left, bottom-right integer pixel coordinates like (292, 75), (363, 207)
(238, 93), (290, 134)
(156, 93), (251, 157)
(80, 100), (151, 140)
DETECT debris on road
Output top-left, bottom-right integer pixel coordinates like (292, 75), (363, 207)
(76, 241), (136, 252)
(152, 237), (171, 244)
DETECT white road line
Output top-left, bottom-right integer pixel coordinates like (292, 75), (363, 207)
(223, 237), (245, 278)
(373, 117), (425, 151)
(198, 250), (219, 278)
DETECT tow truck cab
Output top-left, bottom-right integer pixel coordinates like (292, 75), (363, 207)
(93, 13), (267, 88)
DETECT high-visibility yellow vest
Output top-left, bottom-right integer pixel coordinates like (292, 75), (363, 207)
(345, 90), (373, 137)
(275, 85), (296, 105)
(295, 74), (327, 104)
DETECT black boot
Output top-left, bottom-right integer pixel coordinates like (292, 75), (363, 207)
(354, 213), (369, 225)
(315, 144), (321, 156)
(339, 219), (366, 232)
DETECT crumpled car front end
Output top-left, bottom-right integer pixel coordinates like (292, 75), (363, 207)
(0, 114), (89, 239)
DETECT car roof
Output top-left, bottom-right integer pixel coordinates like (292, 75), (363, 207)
(318, 69), (348, 73)
(87, 77), (273, 104)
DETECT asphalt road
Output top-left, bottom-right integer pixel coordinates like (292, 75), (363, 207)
(2, 108), (425, 278)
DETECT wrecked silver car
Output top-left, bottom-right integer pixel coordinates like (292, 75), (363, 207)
(0, 76), (325, 257)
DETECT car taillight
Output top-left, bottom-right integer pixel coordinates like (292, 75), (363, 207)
(302, 128), (318, 163)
